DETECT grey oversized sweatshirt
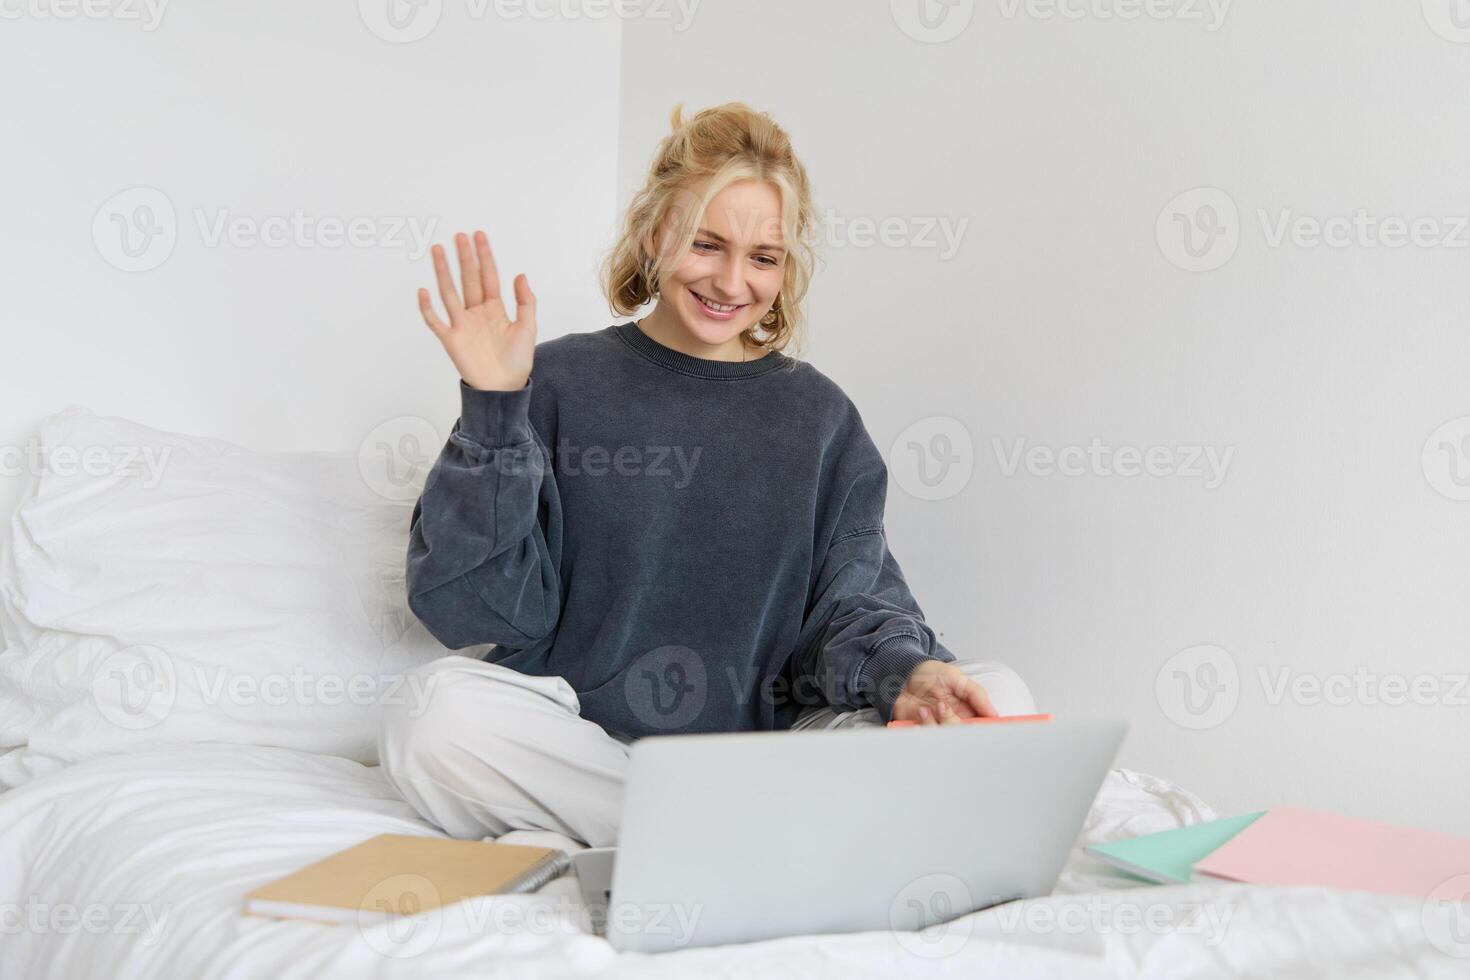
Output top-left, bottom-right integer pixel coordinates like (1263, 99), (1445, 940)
(405, 320), (956, 738)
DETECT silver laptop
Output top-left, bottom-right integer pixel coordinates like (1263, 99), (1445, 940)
(573, 716), (1126, 953)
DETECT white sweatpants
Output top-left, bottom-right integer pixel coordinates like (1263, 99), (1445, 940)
(377, 655), (1038, 848)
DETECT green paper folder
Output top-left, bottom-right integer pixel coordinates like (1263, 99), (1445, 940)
(1085, 812), (1267, 884)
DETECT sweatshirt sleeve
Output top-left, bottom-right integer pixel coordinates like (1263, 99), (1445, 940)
(404, 377), (563, 650)
(788, 408), (955, 722)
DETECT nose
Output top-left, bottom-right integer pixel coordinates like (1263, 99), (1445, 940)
(711, 254), (743, 301)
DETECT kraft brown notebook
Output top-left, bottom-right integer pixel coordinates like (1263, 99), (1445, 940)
(243, 834), (571, 924)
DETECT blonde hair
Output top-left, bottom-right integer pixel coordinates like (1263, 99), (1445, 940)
(600, 102), (819, 356)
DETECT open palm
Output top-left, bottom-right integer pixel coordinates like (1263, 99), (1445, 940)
(418, 229), (536, 392)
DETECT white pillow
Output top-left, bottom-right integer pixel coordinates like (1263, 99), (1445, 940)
(0, 405), (475, 788)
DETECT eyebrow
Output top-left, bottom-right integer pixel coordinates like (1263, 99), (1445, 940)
(696, 228), (787, 255)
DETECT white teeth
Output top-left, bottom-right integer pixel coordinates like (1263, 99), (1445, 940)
(693, 291), (739, 313)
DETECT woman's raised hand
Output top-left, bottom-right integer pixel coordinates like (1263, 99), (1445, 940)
(418, 230), (536, 392)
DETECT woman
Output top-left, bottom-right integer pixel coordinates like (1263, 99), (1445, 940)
(379, 102), (1037, 848)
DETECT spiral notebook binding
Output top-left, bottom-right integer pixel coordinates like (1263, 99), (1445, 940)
(509, 849), (571, 894)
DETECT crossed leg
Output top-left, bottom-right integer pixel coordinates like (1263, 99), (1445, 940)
(378, 655), (1038, 847)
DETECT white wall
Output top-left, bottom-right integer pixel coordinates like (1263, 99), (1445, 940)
(621, 1), (1470, 833)
(0, 0), (624, 520)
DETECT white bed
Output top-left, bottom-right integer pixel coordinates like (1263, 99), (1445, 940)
(0, 744), (1453, 979)
(0, 407), (1458, 978)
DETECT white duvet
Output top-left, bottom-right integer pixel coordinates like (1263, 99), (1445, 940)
(0, 746), (1457, 979)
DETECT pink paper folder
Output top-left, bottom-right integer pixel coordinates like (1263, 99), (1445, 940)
(1192, 806), (1470, 898)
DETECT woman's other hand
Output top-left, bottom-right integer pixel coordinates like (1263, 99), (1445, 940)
(891, 660), (998, 726)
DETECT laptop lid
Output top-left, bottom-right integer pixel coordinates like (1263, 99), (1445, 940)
(605, 716), (1127, 953)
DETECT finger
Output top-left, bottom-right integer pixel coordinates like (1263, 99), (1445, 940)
(513, 273), (536, 331)
(918, 705), (934, 726)
(949, 695), (979, 721)
(475, 230), (502, 303)
(456, 232), (483, 308)
(431, 244), (463, 315)
(416, 288), (449, 337)
(937, 701), (962, 725)
(963, 679), (998, 718)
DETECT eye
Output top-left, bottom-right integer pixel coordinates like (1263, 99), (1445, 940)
(694, 240), (778, 267)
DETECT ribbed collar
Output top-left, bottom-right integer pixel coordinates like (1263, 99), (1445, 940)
(613, 320), (791, 381)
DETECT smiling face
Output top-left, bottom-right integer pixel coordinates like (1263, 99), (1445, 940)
(642, 179), (787, 358)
